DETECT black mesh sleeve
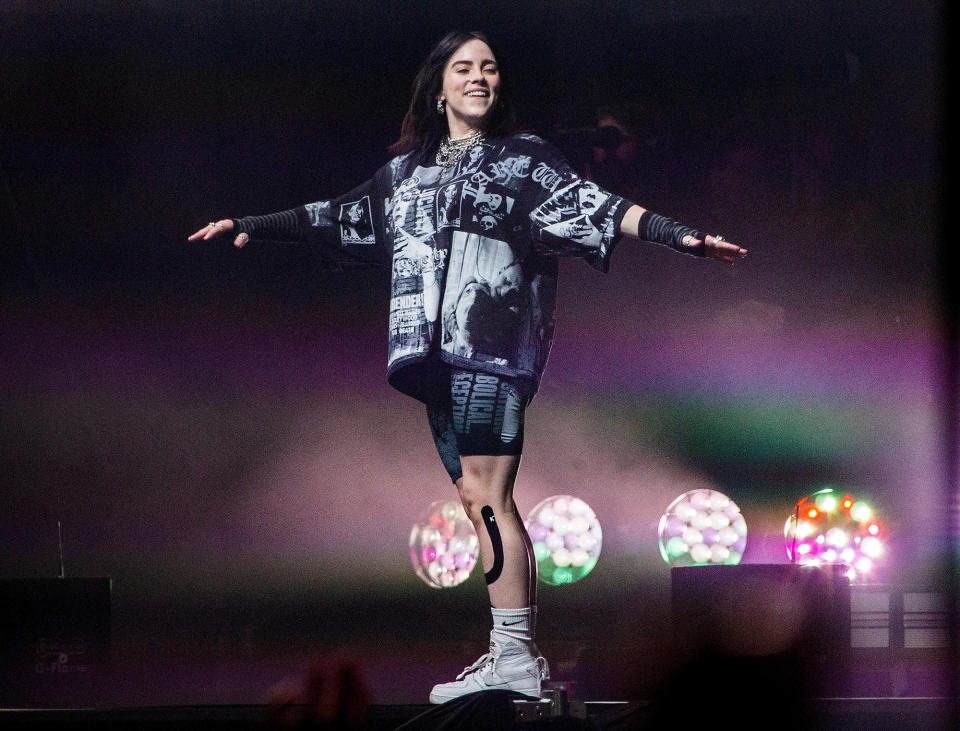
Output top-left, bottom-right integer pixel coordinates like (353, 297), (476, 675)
(637, 211), (705, 256)
(232, 208), (302, 241)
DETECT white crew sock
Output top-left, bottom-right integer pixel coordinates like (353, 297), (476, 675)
(490, 606), (537, 652)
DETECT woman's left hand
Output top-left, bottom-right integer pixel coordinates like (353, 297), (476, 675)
(705, 235), (747, 264)
(683, 234), (748, 264)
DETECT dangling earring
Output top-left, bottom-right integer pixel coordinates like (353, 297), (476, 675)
(436, 98), (445, 115)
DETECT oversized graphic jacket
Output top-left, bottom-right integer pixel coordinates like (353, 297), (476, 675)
(235, 134), (631, 404)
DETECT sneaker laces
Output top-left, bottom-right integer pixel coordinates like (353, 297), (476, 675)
(454, 649), (550, 685)
(455, 652), (495, 681)
(535, 655), (550, 681)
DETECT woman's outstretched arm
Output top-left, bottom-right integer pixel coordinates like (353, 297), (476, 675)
(619, 204), (747, 264)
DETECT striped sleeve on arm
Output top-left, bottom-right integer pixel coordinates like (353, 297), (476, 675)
(232, 208), (302, 241)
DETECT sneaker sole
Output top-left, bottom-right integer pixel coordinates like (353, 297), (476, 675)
(429, 685), (542, 704)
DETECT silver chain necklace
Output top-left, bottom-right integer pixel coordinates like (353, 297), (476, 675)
(436, 130), (485, 167)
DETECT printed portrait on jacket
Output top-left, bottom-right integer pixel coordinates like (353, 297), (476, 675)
(339, 196), (376, 245)
(442, 232), (527, 364)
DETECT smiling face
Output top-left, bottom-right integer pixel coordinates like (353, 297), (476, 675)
(438, 39), (500, 138)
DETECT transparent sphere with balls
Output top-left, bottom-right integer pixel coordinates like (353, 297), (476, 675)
(784, 486), (885, 583)
(409, 500), (479, 588)
(525, 495), (602, 585)
(658, 489), (747, 566)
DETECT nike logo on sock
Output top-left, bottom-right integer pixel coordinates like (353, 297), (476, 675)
(502, 619), (525, 626)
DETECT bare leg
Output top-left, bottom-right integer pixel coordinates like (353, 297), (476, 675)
(455, 453), (536, 609)
(429, 454), (548, 703)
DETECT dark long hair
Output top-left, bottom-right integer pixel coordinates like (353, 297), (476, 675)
(389, 31), (518, 157)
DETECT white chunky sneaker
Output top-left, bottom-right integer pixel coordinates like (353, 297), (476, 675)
(428, 641), (549, 704)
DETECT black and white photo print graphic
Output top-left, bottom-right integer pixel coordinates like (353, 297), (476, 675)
(461, 144), (487, 173)
(531, 180), (612, 248)
(304, 200), (332, 226)
(442, 232), (525, 363)
(435, 181), (464, 229)
(391, 176), (420, 235)
(339, 196), (376, 245)
(414, 189), (438, 237)
(467, 184), (515, 233)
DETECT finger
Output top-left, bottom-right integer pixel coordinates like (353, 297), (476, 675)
(724, 248), (747, 264)
(234, 232), (249, 248)
(709, 237), (747, 260)
(203, 221), (226, 240)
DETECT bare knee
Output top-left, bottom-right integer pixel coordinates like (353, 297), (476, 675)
(458, 479), (514, 524)
(457, 481), (493, 525)
(457, 455), (520, 512)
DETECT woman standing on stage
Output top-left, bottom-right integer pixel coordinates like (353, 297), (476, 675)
(189, 30), (746, 704)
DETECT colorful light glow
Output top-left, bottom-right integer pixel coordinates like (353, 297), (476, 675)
(825, 527), (849, 547)
(526, 495), (602, 586)
(815, 493), (838, 512)
(658, 489), (747, 567)
(850, 502), (872, 522)
(410, 500), (479, 589)
(861, 536), (883, 558)
(784, 487), (886, 582)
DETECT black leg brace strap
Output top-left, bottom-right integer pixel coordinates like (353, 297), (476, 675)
(481, 506), (504, 585)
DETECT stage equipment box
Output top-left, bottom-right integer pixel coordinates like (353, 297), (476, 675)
(671, 564), (850, 695)
(848, 585), (953, 697)
(0, 577), (111, 707)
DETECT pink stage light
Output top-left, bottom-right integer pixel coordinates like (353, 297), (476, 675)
(658, 489), (747, 566)
(409, 500), (479, 588)
(784, 487), (884, 582)
(525, 495), (602, 585)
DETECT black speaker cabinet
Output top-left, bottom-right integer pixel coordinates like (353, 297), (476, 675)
(0, 578), (111, 707)
(671, 564), (851, 696)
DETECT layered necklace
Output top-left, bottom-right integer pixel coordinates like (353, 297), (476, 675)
(436, 129), (485, 168)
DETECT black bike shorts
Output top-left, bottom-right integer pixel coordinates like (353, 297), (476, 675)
(425, 369), (530, 484)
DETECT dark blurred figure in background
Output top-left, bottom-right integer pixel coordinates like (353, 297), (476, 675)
(265, 656), (370, 730)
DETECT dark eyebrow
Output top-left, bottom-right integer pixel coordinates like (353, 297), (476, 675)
(450, 58), (498, 67)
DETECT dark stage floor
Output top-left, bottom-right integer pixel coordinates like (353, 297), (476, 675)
(1, 697), (957, 730)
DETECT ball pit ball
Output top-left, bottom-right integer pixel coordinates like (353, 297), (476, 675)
(526, 495), (602, 585)
(710, 544), (730, 563)
(410, 500), (479, 589)
(709, 512), (731, 530)
(528, 523), (549, 543)
(546, 532), (564, 551)
(658, 489), (747, 566)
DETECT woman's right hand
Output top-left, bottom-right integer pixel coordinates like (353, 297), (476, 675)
(187, 219), (249, 247)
